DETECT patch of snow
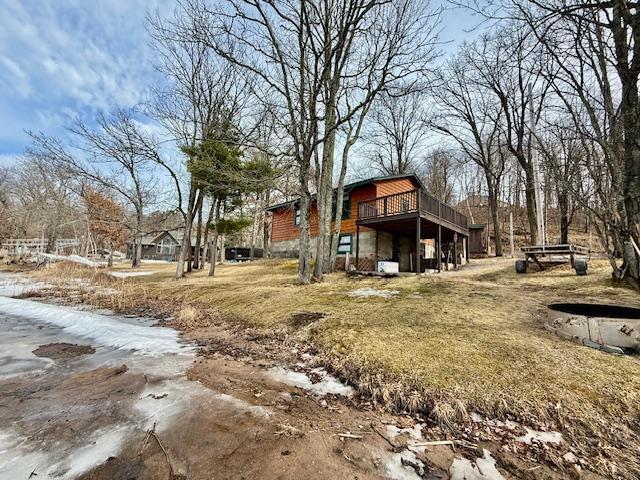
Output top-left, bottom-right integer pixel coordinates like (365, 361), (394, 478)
(347, 288), (399, 299)
(385, 449), (425, 480)
(0, 297), (193, 357)
(267, 366), (354, 397)
(39, 253), (100, 268)
(470, 413), (563, 446)
(516, 428), (563, 445)
(386, 424), (423, 442)
(109, 270), (158, 278)
(450, 449), (505, 480)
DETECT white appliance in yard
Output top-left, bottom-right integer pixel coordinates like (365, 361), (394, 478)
(377, 261), (399, 274)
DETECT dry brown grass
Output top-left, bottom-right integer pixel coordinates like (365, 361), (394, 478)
(19, 257), (640, 477)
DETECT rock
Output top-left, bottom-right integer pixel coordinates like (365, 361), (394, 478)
(563, 452), (578, 464)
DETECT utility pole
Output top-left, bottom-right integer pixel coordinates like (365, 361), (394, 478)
(528, 84), (546, 246)
(510, 211), (515, 257)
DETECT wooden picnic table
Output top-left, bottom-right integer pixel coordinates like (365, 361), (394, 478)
(518, 244), (590, 274)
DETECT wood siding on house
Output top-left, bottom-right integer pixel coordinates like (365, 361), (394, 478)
(375, 178), (416, 197)
(270, 179), (418, 243)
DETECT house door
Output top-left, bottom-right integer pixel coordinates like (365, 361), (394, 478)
(392, 234), (400, 262)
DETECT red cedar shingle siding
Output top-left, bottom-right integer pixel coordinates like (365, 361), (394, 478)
(270, 178), (419, 242)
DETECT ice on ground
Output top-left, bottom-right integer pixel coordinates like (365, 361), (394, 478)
(347, 288), (399, 298)
(516, 428), (563, 445)
(0, 272), (50, 297)
(109, 270), (158, 278)
(267, 366), (354, 397)
(136, 379), (271, 433)
(0, 297), (193, 357)
(0, 341), (54, 379)
(450, 449), (505, 480)
(0, 429), (50, 480)
(52, 425), (131, 479)
(384, 449), (425, 480)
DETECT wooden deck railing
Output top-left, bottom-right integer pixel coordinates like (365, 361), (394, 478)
(357, 189), (468, 232)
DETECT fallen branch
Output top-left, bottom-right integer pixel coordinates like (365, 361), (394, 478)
(372, 425), (400, 451)
(338, 432), (363, 439)
(410, 439), (478, 450)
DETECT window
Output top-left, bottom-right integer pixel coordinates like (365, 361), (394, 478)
(156, 243), (162, 254)
(341, 196), (351, 220)
(337, 233), (352, 254)
(331, 194), (351, 220)
(294, 207), (301, 226)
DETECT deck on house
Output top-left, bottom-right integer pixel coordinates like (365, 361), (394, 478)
(354, 189), (470, 274)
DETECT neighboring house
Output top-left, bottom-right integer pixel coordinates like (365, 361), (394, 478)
(266, 174), (470, 274)
(126, 230), (203, 262)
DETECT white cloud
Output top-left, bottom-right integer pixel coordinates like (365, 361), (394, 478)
(0, 0), (170, 157)
(0, 0), (166, 123)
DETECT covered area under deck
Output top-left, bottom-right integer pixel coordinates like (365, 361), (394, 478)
(353, 189), (470, 274)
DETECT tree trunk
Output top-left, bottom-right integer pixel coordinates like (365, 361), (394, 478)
(263, 190), (271, 258)
(523, 163), (538, 245)
(176, 183), (197, 278)
(329, 135), (356, 271)
(201, 200), (215, 268)
(192, 196), (204, 270)
(250, 193), (260, 260)
(208, 200), (222, 277)
(620, 55), (640, 287)
(487, 178), (503, 256)
(297, 147), (313, 284)
(558, 189), (570, 245)
(132, 237), (142, 268)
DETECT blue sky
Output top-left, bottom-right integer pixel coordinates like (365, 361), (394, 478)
(0, 0), (483, 168)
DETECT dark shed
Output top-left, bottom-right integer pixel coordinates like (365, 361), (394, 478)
(468, 224), (487, 257)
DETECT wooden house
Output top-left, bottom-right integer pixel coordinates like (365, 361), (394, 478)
(266, 174), (469, 274)
(126, 230), (203, 262)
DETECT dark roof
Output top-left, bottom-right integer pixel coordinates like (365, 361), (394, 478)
(265, 173), (424, 212)
(469, 224), (487, 229)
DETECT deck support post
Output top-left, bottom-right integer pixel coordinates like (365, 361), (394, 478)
(464, 236), (469, 264)
(453, 234), (458, 270)
(374, 229), (379, 272)
(437, 225), (442, 273)
(415, 217), (421, 275)
(355, 225), (360, 270)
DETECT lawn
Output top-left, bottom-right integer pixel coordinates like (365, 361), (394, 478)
(28, 257), (640, 475)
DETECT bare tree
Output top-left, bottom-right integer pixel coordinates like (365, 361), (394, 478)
(28, 111), (164, 267)
(421, 148), (460, 205)
(365, 87), (430, 176)
(147, 7), (252, 278)
(515, 0), (640, 285)
(460, 27), (551, 245)
(432, 49), (507, 255)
